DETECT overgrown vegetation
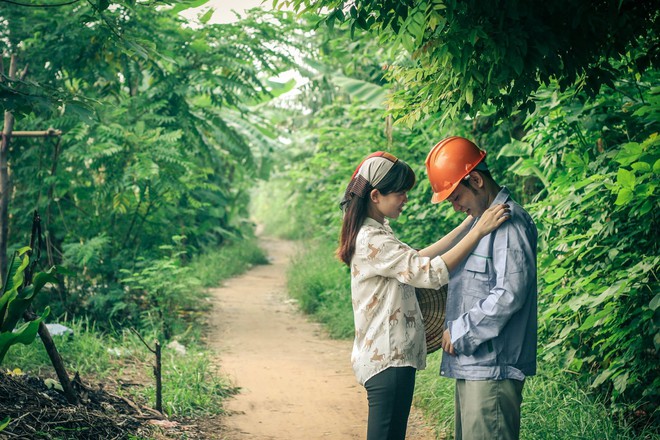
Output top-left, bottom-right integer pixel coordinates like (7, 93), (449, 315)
(2, 2), (293, 337)
(286, 240), (353, 339)
(3, 240), (264, 421)
(3, 319), (237, 437)
(2, 0), (659, 437)
(254, 2), (659, 436)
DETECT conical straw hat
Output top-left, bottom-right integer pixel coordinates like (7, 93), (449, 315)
(415, 286), (447, 354)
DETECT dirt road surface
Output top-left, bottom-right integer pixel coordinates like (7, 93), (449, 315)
(205, 237), (437, 440)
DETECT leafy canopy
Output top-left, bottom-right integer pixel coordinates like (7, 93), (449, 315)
(278, 0), (658, 124)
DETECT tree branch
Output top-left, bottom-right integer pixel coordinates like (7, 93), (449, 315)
(0, 0), (80, 7)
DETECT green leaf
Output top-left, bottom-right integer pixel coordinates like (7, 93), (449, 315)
(591, 368), (613, 388)
(614, 142), (643, 166)
(170, 0), (211, 15)
(1, 269), (57, 333)
(465, 87), (474, 106)
(544, 267), (567, 283)
(199, 8), (214, 24)
(266, 78), (297, 98)
(0, 307), (49, 365)
(497, 140), (533, 158)
(650, 293), (660, 311)
(329, 76), (387, 108)
(592, 281), (624, 308)
(614, 188), (633, 205)
(616, 168), (635, 189)
(613, 371), (630, 394)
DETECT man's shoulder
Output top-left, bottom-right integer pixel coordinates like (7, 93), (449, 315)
(493, 198), (537, 245)
(510, 201), (535, 226)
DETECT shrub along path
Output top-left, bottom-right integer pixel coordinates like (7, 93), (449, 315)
(203, 237), (436, 439)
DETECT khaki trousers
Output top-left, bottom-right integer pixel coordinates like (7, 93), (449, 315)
(455, 379), (525, 440)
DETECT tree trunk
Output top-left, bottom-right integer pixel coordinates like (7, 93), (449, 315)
(0, 55), (18, 282)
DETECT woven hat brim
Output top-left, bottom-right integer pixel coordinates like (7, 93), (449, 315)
(415, 286), (447, 354)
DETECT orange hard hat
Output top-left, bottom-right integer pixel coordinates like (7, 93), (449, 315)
(425, 136), (487, 203)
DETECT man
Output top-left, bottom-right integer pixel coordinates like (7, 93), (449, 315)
(425, 136), (538, 440)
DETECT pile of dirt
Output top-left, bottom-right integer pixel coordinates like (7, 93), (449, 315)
(0, 372), (161, 439)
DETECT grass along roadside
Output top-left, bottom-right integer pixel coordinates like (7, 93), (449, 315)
(286, 240), (659, 440)
(2, 239), (267, 435)
(286, 239), (354, 339)
(4, 320), (237, 418)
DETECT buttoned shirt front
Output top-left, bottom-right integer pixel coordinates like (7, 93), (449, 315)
(440, 187), (538, 381)
(350, 217), (449, 386)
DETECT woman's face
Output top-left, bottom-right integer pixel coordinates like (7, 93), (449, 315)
(371, 190), (408, 221)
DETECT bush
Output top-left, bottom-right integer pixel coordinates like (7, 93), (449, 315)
(286, 240), (354, 338)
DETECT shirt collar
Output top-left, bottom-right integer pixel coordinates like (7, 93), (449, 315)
(363, 216), (389, 229)
(490, 186), (512, 207)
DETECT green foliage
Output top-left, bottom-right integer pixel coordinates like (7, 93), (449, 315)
(3, 320), (237, 418)
(286, 240), (354, 338)
(187, 238), (268, 288)
(0, 247), (57, 364)
(1, 5), (298, 328)
(119, 239), (204, 341)
(145, 345), (238, 417)
(279, 0), (659, 125)
(527, 76), (660, 414)
(250, 182), (310, 239)
(0, 416), (9, 433)
(5, 318), (111, 376)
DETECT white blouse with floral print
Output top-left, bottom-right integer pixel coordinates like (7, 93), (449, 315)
(350, 217), (449, 386)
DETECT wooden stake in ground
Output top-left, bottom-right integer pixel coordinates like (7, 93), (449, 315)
(131, 328), (163, 414)
(23, 211), (78, 405)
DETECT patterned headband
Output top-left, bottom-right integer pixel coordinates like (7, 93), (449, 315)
(340, 152), (398, 211)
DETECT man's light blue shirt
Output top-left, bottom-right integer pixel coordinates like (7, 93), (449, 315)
(440, 187), (538, 381)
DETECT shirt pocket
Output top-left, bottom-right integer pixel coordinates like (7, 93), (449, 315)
(461, 257), (491, 311)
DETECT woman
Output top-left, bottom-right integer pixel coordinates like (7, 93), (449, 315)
(337, 151), (509, 440)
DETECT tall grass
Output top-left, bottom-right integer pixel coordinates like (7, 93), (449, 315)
(286, 239), (354, 339)
(3, 240), (266, 420)
(3, 320), (237, 418)
(188, 239), (268, 288)
(4, 318), (111, 378)
(285, 240), (660, 439)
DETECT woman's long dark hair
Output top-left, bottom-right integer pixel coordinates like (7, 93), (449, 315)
(336, 159), (416, 266)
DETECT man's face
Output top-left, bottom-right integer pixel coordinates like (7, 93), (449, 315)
(446, 177), (488, 217)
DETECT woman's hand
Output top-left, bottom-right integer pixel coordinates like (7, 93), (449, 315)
(437, 204), (510, 272)
(474, 203), (510, 236)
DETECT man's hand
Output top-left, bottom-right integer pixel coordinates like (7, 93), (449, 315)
(441, 329), (455, 356)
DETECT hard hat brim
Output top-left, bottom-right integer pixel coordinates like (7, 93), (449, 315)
(431, 180), (461, 204)
(426, 136), (487, 204)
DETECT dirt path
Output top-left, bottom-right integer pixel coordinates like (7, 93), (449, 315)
(205, 237), (437, 440)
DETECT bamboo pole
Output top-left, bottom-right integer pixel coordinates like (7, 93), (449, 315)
(10, 129), (63, 137)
